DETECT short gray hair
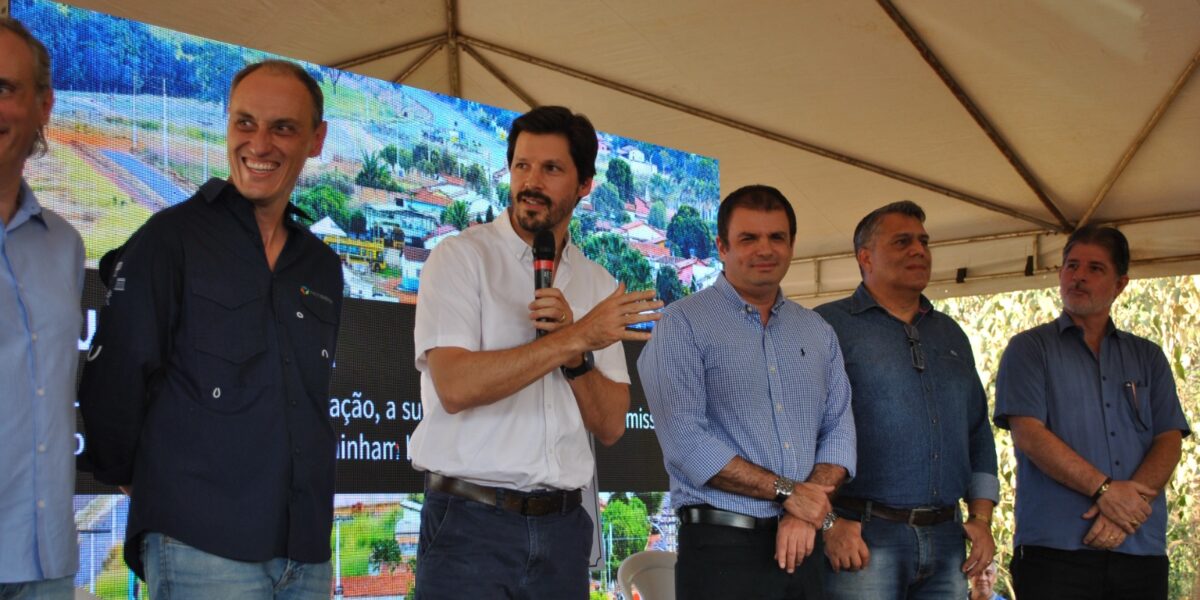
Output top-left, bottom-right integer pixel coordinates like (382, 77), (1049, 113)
(852, 200), (926, 253)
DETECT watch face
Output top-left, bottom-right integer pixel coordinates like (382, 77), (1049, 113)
(821, 512), (838, 531)
(774, 477), (794, 496)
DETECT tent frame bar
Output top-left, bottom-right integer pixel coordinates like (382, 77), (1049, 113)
(1077, 45), (1200, 227)
(461, 43), (539, 108)
(793, 209), (1200, 265)
(458, 34), (1062, 231)
(791, 209), (1200, 297)
(788, 253), (1200, 302)
(877, 0), (1071, 231)
(324, 9), (1064, 232)
(393, 42), (444, 84)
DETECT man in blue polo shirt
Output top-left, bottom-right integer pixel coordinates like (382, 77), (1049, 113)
(995, 225), (1189, 600)
(0, 17), (84, 600)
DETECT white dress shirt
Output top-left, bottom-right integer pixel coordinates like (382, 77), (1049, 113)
(410, 210), (629, 491)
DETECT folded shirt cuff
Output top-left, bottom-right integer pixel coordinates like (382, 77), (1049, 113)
(968, 472), (1001, 504)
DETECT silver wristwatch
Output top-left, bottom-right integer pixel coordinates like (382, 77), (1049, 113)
(773, 476), (795, 504)
(821, 511), (839, 532)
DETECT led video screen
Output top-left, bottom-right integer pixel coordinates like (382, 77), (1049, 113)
(14, 0), (718, 595)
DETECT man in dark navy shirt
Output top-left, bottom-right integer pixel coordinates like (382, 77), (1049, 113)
(80, 60), (343, 600)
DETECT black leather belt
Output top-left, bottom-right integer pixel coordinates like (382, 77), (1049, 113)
(426, 473), (582, 517)
(835, 496), (956, 526)
(678, 505), (778, 530)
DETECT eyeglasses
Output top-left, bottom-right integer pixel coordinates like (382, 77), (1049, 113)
(1123, 381), (1148, 431)
(904, 323), (925, 372)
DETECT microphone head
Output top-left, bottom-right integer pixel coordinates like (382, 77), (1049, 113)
(533, 230), (556, 261)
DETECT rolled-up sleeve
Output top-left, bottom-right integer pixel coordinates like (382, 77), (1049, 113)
(637, 309), (737, 488)
(814, 326), (857, 480)
(963, 340), (999, 503)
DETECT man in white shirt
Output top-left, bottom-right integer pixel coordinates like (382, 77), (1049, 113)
(409, 105), (661, 598)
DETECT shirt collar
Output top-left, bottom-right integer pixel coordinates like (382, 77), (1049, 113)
(714, 272), (786, 315)
(1055, 311), (1121, 339)
(848, 282), (933, 318)
(204, 178), (312, 231)
(497, 206), (577, 266)
(6, 179), (46, 232)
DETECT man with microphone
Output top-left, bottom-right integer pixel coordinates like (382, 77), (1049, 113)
(409, 105), (661, 598)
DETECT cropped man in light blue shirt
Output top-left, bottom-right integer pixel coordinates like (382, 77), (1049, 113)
(0, 17), (84, 600)
(639, 185), (856, 600)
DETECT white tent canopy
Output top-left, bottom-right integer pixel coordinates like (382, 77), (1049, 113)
(16, 0), (1199, 304)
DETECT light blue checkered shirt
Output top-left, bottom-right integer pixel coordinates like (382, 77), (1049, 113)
(637, 274), (856, 518)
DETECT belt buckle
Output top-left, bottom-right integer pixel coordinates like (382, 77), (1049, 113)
(907, 507), (935, 526)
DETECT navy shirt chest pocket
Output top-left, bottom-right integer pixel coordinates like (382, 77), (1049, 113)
(189, 276), (267, 362)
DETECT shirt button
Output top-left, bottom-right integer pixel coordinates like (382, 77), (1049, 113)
(1106, 403), (1111, 408)
(37, 500), (45, 509)
(776, 403), (783, 412)
(769, 366), (777, 374)
(932, 417), (938, 424)
(36, 388), (45, 397)
(1102, 376), (1107, 381)
(1115, 460), (1121, 466)
(31, 333), (38, 342)
(1111, 431), (1116, 437)
(37, 444), (46, 453)
(293, 447), (301, 455)
(783, 442), (791, 449)
(296, 311), (305, 319)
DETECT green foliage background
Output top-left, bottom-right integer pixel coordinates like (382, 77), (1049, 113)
(935, 275), (1200, 599)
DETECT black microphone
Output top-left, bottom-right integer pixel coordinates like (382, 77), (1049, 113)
(533, 230), (555, 337)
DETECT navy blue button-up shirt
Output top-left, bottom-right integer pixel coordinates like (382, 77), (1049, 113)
(816, 284), (999, 508)
(638, 274), (857, 518)
(995, 313), (1190, 555)
(0, 181), (84, 583)
(79, 179), (343, 576)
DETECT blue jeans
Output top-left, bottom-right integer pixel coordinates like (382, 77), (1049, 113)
(0, 576), (73, 600)
(414, 488), (593, 599)
(141, 533), (331, 600)
(823, 517), (968, 600)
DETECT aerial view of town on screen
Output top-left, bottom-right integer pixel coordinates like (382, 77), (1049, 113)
(20, 0), (722, 307)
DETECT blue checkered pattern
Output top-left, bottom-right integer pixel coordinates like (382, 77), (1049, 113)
(637, 275), (856, 518)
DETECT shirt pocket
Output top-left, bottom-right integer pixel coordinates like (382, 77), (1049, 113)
(187, 276), (267, 414)
(189, 276), (267, 363)
(1120, 380), (1153, 437)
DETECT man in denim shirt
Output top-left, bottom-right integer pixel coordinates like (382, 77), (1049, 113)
(816, 201), (998, 599)
(995, 226), (1188, 600)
